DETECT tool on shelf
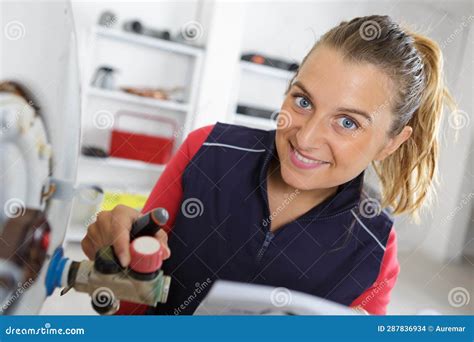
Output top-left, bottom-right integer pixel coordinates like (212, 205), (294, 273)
(237, 104), (276, 120)
(123, 20), (171, 41)
(241, 53), (299, 71)
(91, 66), (118, 90)
(121, 85), (184, 101)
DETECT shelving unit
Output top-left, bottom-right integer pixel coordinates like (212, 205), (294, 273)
(231, 60), (296, 130)
(67, 25), (206, 244)
(93, 26), (203, 57)
(240, 60), (295, 80)
(79, 25), (204, 185)
(87, 86), (190, 112)
(85, 25), (204, 138)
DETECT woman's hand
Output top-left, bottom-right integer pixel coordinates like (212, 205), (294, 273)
(81, 204), (171, 267)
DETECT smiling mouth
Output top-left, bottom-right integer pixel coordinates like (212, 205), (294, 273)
(289, 142), (330, 165)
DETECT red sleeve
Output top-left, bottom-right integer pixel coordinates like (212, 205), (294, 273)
(350, 228), (400, 315)
(141, 124), (215, 232)
(115, 124), (214, 315)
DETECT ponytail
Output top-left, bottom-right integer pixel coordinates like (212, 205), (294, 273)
(372, 31), (457, 220)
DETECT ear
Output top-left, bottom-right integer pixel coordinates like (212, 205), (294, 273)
(374, 126), (413, 161)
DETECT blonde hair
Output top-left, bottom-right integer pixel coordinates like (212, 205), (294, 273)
(291, 15), (457, 219)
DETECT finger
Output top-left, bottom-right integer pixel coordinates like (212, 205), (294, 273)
(86, 221), (105, 245)
(81, 235), (96, 260)
(110, 206), (140, 267)
(82, 222), (104, 258)
(93, 211), (111, 245)
(155, 230), (171, 259)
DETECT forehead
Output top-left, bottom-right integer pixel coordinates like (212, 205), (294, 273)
(296, 46), (394, 116)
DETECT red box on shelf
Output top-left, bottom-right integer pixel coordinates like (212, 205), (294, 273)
(109, 110), (177, 165)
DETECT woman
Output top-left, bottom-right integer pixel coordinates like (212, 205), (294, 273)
(81, 15), (455, 315)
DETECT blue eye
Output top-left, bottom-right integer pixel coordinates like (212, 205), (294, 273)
(294, 96), (312, 110)
(338, 117), (358, 130)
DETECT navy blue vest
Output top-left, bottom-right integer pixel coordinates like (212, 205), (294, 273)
(151, 122), (394, 315)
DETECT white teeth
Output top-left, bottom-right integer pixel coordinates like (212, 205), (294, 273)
(294, 148), (326, 164)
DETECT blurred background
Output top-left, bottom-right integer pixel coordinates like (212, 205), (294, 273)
(33, 0), (473, 315)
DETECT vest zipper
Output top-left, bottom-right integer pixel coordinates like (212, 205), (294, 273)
(256, 230), (274, 263)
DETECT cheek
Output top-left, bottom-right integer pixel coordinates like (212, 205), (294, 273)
(274, 104), (298, 147)
(331, 135), (379, 168)
(279, 102), (297, 125)
(274, 129), (287, 162)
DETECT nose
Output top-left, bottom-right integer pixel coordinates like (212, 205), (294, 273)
(295, 111), (329, 150)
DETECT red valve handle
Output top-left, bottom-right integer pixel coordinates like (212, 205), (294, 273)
(129, 236), (164, 274)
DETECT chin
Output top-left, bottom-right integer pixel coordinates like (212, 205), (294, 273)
(280, 164), (319, 191)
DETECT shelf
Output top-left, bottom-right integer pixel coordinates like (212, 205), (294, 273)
(234, 113), (277, 130)
(93, 26), (204, 57)
(87, 87), (190, 112)
(79, 155), (166, 173)
(240, 61), (296, 80)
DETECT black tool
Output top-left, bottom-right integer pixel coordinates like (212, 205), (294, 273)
(129, 208), (169, 240)
(123, 20), (171, 40)
(237, 104), (275, 120)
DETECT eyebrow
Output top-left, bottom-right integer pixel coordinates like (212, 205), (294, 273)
(336, 107), (373, 123)
(292, 80), (373, 123)
(292, 81), (314, 102)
